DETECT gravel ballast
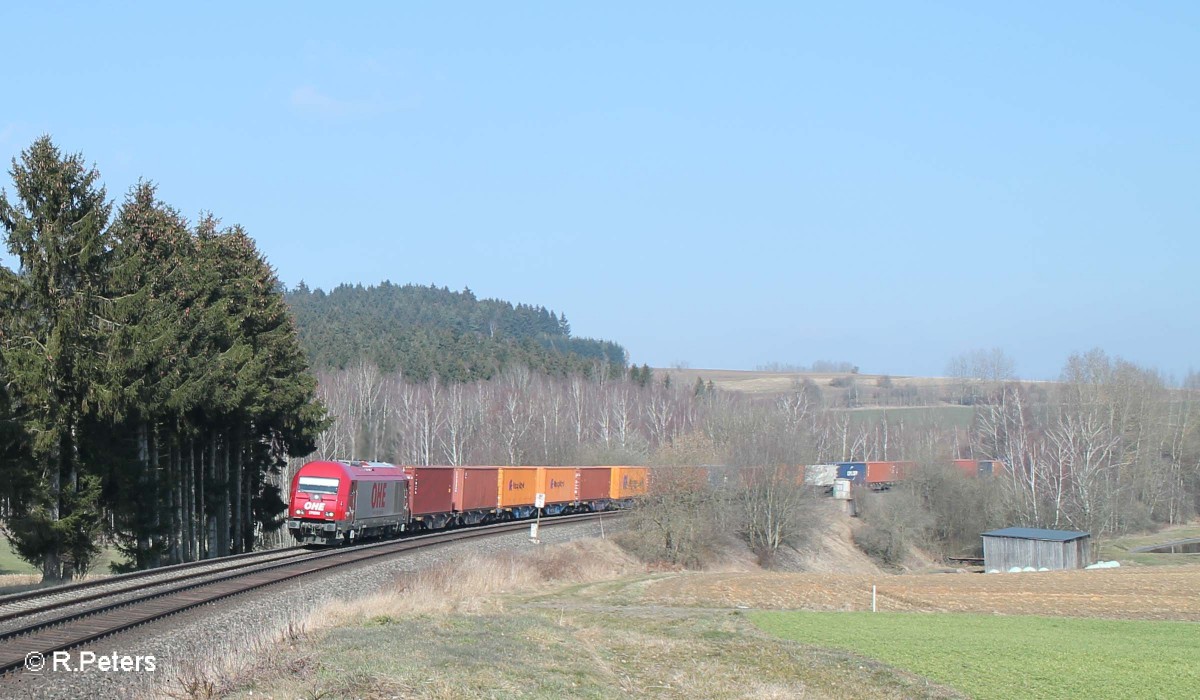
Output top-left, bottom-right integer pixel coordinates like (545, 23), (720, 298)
(2, 517), (619, 700)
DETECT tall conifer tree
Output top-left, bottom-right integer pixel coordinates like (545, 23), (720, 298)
(0, 137), (112, 581)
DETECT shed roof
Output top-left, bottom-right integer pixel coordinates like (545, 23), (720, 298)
(982, 527), (1090, 542)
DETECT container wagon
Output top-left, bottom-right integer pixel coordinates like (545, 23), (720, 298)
(453, 466), (501, 525)
(610, 466), (648, 504)
(538, 467), (579, 515)
(577, 466), (612, 510)
(497, 466), (540, 518)
(404, 466), (456, 529)
(804, 464), (839, 488)
(835, 462), (868, 485)
(864, 461), (916, 490)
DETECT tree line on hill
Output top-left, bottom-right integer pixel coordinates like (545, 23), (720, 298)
(0, 138), (325, 581)
(285, 282), (628, 382)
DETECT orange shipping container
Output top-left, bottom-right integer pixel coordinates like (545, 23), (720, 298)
(497, 467), (539, 507)
(610, 466), (648, 499)
(538, 467), (578, 504)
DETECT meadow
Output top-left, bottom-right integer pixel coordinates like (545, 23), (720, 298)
(749, 611), (1199, 700)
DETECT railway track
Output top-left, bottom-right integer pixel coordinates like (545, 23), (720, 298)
(0, 511), (613, 676)
(0, 546), (313, 629)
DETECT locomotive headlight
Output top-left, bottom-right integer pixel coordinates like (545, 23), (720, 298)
(295, 508), (303, 514)
(325, 511), (334, 517)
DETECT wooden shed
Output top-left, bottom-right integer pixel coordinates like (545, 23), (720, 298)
(981, 527), (1091, 572)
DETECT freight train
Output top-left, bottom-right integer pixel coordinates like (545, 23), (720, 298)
(802, 459), (1005, 491)
(287, 461), (649, 545)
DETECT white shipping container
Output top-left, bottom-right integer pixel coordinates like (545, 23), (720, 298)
(804, 464), (838, 487)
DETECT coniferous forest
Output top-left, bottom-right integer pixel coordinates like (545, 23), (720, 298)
(0, 138), (327, 581)
(286, 282), (627, 381)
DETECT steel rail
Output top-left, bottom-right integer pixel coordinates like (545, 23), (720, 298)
(0, 548), (315, 626)
(0, 546), (312, 609)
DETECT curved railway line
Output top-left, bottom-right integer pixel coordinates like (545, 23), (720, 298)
(0, 511), (614, 676)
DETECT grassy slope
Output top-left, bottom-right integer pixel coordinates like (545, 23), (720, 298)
(0, 537), (38, 575)
(229, 585), (964, 700)
(1101, 525), (1200, 566)
(750, 611), (1200, 700)
(221, 544), (964, 700)
(254, 607), (960, 700)
(0, 533), (123, 578)
(215, 535), (1200, 699)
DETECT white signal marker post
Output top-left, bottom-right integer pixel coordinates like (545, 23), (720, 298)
(531, 493), (546, 542)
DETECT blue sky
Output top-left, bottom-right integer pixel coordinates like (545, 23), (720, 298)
(1, 3), (1196, 380)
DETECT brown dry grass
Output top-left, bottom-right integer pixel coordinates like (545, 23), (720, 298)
(153, 540), (644, 699)
(314, 538), (643, 623)
(641, 564), (1200, 621)
(0, 573), (41, 590)
(772, 513), (884, 575)
(222, 537), (964, 700)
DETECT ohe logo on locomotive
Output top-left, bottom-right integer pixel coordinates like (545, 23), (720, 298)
(370, 482), (388, 509)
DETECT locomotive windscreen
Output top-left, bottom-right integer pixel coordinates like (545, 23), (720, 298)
(298, 476), (339, 495)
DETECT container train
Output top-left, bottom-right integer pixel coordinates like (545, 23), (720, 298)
(287, 461), (648, 545)
(802, 459), (1004, 491)
(287, 458), (1001, 544)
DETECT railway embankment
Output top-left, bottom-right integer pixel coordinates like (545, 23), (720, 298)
(1, 517), (614, 700)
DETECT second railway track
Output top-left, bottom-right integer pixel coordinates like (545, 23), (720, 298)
(0, 511), (615, 676)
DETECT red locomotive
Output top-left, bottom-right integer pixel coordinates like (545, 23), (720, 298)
(287, 460), (412, 544)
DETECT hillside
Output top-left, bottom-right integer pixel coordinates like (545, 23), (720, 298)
(658, 367), (958, 396)
(285, 282), (627, 381)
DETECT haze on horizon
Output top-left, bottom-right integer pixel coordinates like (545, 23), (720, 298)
(1, 3), (1196, 382)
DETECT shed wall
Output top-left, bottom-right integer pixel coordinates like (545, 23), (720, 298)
(982, 535), (1091, 571)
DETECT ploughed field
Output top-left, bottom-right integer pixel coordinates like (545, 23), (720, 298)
(642, 564), (1200, 621)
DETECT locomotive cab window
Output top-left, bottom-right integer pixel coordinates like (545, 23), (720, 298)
(298, 476), (339, 495)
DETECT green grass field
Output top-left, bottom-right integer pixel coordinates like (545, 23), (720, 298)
(0, 535), (38, 575)
(749, 611), (1199, 699)
(0, 533), (123, 578)
(1100, 526), (1200, 566)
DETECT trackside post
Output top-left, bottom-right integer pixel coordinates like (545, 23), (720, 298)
(531, 492), (546, 543)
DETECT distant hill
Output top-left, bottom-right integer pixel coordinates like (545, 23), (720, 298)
(285, 282), (627, 381)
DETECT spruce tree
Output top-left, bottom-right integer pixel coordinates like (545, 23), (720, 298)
(104, 182), (195, 568)
(0, 137), (112, 581)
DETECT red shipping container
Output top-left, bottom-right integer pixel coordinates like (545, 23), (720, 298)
(865, 461), (898, 484)
(577, 467), (612, 501)
(405, 466), (455, 516)
(454, 467), (500, 511)
(952, 459), (979, 477)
